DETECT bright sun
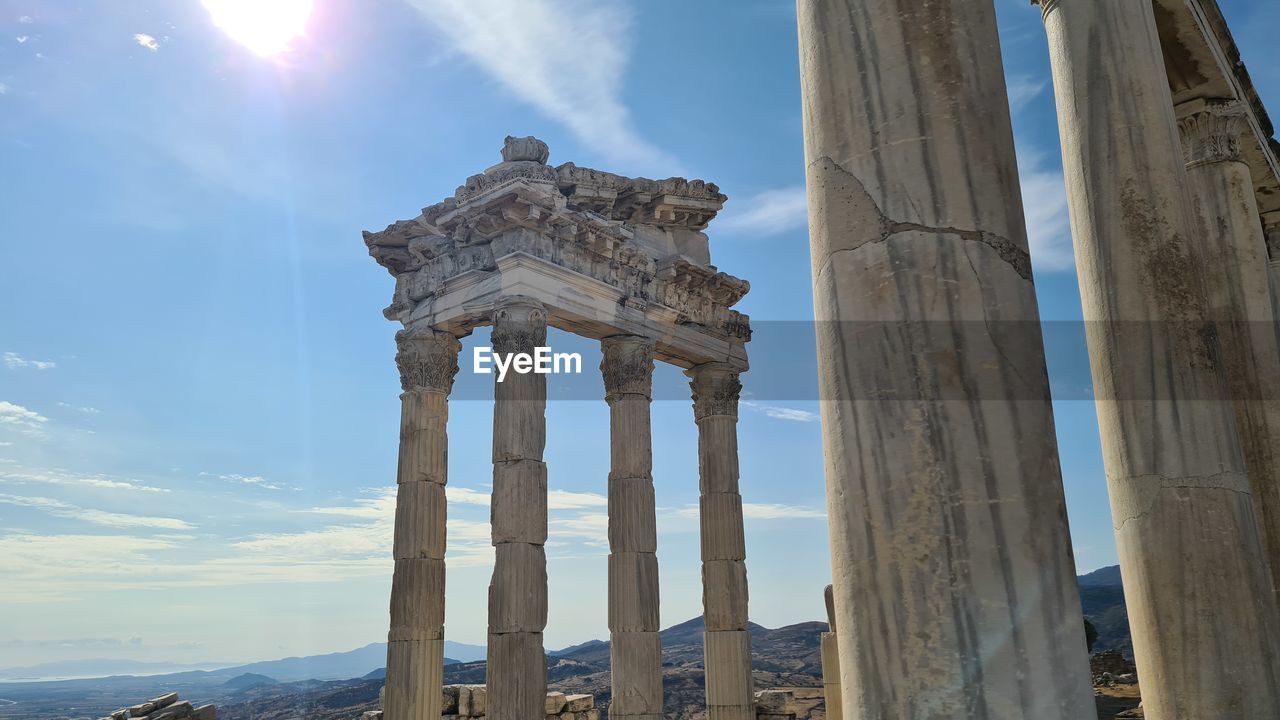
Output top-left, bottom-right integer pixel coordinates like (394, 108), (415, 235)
(202, 0), (313, 57)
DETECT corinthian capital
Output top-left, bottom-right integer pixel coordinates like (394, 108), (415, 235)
(1178, 101), (1248, 168)
(490, 296), (547, 356)
(687, 362), (743, 421)
(395, 328), (462, 393)
(600, 335), (655, 401)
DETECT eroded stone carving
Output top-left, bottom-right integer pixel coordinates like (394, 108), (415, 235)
(689, 364), (742, 421)
(396, 328), (462, 393)
(1179, 100), (1248, 167)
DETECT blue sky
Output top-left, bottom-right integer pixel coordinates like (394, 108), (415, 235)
(1, 0), (1277, 670)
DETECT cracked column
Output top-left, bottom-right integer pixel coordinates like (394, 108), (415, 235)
(1037, 0), (1280, 715)
(487, 297), (549, 720)
(386, 328), (460, 720)
(688, 363), (752, 720)
(796, 0), (1094, 717)
(601, 336), (662, 720)
(1180, 101), (1280, 600)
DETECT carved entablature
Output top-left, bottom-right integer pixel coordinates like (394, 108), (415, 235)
(364, 137), (751, 346)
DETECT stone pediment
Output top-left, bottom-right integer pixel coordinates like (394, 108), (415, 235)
(363, 136), (750, 359)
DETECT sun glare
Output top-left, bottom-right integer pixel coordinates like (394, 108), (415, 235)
(202, 0), (313, 57)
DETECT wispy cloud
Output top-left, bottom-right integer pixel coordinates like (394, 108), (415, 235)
(133, 33), (159, 52)
(201, 472), (285, 491)
(404, 0), (674, 173)
(56, 402), (99, 414)
(1018, 146), (1075, 272)
(0, 401), (48, 434)
(4, 352), (55, 370)
(716, 186), (809, 237)
(0, 465), (169, 493)
(1006, 75), (1047, 113)
(670, 501), (824, 523)
(743, 401), (818, 423)
(0, 493), (192, 530)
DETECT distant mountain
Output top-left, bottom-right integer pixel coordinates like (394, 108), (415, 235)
(0, 658), (227, 681)
(223, 672), (278, 689)
(1078, 565), (1124, 587)
(1077, 564), (1132, 658)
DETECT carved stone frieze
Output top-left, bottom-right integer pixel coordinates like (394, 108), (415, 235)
(364, 138), (751, 343)
(395, 328), (462, 393)
(600, 335), (656, 401)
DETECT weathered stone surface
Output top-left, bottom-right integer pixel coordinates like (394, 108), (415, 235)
(392, 480), (446, 560)
(607, 551), (660, 632)
(609, 631), (661, 717)
(705, 706), (753, 720)
(607, 476), (657, 553)
(698, 493), (745, 561)
(1180, 101), (1280, 604)
(820, 632), (841, 720)
(564, 694), (594, 712)
(544, 692), (567, 715)
(754, 690), (797, 715)
(190, 706), (215, 720)
(487, 543), (548, 632)
(442, 683), (459, 714)
(458, 685), (487, 717)
(388, 557), (445, 641)
(488, 633), (547, 720)
(702, 559), (748, 631)
(397, 389), (449, 486)
(384, 639), (444, 720)
(491, 460), (548, 545)
(798, 0), (1094, 717)
(1038, 0), (1280, 715)
(704, 631), (752, 708)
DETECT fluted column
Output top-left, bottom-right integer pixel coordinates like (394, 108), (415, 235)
(819, 586), (841, 720)
(486, 297), (549, 720)
(385, 328), (461, 720)
(687, 363), (752, 720)
(1268, 221), (1280, 344)
(1037, 0), (1280, 716)
(796, 0), (1093, 717)
(1179, 101), (1280, 600)
(601, 336), (662, 720)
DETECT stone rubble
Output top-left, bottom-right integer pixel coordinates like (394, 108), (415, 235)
(363, 685), (599, 720)
(97, 692), (215, 720)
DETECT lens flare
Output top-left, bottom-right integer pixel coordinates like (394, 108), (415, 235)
(202, 0), (313, 57)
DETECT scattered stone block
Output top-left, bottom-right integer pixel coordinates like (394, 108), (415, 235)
(565, 694), (594, 712)
(458, 684), (487, 717)
(545, 691), (567, 714)
(150, 693), (180, 710)
(754, 690), (797, 715)
(442, 685), (459, 714)
(575, 710), (599, 720)
(191, 705), (216, 720)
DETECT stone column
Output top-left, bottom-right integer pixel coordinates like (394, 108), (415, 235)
(486, 297), (549, 720)
(1037, 0), (1280, 716)
(1179, 101), (1280, 599)
(796, 1), (1093, 717)
(1267, 219), (1280, 344)
(601, 336), (662, 720)
(687, 363), (752, 720)
(819, 586), (841, 720)
(385, 328), (460, 720)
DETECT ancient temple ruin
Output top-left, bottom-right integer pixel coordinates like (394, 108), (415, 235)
(363, 136), (754, 720)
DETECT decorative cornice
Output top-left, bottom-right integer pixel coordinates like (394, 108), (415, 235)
(395, 328), (461, 394)
(490, 296), (547, 356)
(687, 362), (742, 421)
(1179, 101), (1248, 168)
(600, 335), (655, 401)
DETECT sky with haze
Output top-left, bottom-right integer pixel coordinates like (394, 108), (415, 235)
(1, 0), (1278, 671)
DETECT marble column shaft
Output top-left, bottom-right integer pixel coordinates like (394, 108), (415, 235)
(1038, 0), (1280, 716)
(1179, 102), (1280, 600)
(601, 336), (662, 720)
(688, 363), (752, 720)
(385, 328), (460, 720)
(820, 586), (841, 720)
(487, 297), (549, 720)
(796, 0), (1093, 717)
